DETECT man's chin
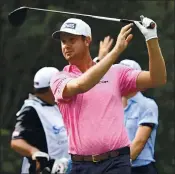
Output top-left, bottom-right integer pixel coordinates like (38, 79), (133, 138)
(65, 57), (72, 61)
(65, 55), (74, 61)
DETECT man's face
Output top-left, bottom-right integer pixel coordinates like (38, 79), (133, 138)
(60, 32), (89, 61)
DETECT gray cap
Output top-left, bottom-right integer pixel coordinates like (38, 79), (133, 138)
(52, 18), (92, 40)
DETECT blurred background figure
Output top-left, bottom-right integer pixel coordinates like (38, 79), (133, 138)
(11, 67), (70, 174)
(120, 59), (159, 174)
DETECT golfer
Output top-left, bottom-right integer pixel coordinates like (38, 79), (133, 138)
(50, 16), (166, 174)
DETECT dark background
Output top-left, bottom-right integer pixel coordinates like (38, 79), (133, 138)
(0, 0), (174, 174)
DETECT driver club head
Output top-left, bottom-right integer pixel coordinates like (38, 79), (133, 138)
(8, 6), (28, 26)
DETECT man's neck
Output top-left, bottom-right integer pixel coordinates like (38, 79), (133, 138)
(35, 94), (55, 105)
(69, 52), (95, 73)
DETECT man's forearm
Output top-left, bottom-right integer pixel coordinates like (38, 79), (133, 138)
(147, 39), (167, 86)
(75, 49), (121, 92)
(63, 24), (133, 97)
(11, 139), (39, 158)
(130, 140), (146, 160)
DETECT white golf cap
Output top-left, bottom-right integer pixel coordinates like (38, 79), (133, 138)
(119, 59), (142, 71)
(34, 67), (59, 89)
(52, 18), (92, 40)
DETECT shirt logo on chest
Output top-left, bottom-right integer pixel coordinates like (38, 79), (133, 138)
(52, 125), (66, 134)
(98, 80), (109, 84)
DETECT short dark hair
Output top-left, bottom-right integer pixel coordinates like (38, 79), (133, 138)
(33, 87), (50, 94)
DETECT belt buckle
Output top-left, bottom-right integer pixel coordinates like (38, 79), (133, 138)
(92, 155), (99, 163)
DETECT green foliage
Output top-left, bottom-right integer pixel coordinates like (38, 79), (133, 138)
(0, 0), (174, 174)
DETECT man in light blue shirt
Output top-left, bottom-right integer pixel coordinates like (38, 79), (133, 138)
(120, 59), (158, 174)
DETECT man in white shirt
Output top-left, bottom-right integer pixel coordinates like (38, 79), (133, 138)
(11, 67), (70, 174)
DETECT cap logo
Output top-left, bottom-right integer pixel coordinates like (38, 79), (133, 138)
(64, 23), (76, 29)
(34, 82), (39, 86)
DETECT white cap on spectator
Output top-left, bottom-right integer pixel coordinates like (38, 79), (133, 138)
(34, 67), (59, 88)
(119, 59), (142, 70)
(52, 18), (92, 40)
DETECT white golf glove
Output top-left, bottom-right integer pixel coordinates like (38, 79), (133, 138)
(32, 151), (50, 160)
(51, 158), (69, 174)
(134, 15), (158, 41)
(31, 151), (50, 172)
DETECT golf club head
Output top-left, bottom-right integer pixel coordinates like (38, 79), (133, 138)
(8, 6), (28, 26)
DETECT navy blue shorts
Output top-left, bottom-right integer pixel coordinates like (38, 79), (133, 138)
(69, 154), (131, 174)
(131, 162), (158, 174)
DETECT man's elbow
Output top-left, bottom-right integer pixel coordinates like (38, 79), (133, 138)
(152, 76), (167, 87)
(160, 77), (167, 85)
(149, 71), (167, 87)
(11, 140), (17, 150)
(11, 139), (22, 150)
(162, 73), (167, 85)
(138, 71), (167, 89)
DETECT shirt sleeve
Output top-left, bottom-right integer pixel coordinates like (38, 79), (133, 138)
(140, 123), (155, 129)
(115, 64), (141, 96)
(50, 71), (75, 102)
(138, 101), (158, 127)
(12, 106), (40, 140)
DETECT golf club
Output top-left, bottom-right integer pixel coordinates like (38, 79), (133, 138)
(8, 6), (155, 28)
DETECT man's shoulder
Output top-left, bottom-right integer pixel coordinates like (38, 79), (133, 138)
(139, 95), (158, 111)
(50, 71), (71, 84)
(51, 65), (76, 79)
(141, 94), (157, 105)
(16, 105), (38, 118)
(21, 106), (36, 112)
(111, 63), (136, 73)
(107, 64), (124, 74)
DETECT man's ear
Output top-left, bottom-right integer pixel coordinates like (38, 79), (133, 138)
(85, 36), (91, 47)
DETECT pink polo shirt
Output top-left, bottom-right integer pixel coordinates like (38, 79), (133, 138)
(50, 64), (141, 155)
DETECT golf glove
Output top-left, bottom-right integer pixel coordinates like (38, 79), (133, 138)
(134, 15), (158, 41)
(51, 157), (69, 174)
(32, 151), (50, 160)
(31, 151), (50, 172)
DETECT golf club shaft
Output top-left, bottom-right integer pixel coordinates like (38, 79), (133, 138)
(27, 7), (138, 23)
(8, 6), (155, 29)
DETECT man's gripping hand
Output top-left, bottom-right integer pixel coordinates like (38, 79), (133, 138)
(32, 151), (50, 173)
(134, 15), (158, 41)
(32, 152), (69, 173)
(51, 158), (69, 174)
